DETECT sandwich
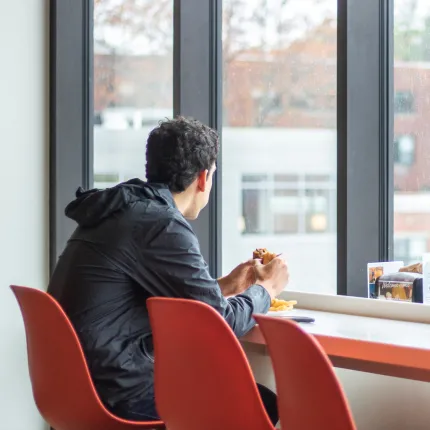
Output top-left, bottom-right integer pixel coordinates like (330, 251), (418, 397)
(399, 262), (422, 274)
(252, 248), (296, 312)
(253, 248), (278, 265)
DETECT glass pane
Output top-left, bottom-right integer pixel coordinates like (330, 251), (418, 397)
(242, 188), (270, 234)
(93, 0), (173, 188)
(222, 0), (337, 294)
(393, 0), (430, 265)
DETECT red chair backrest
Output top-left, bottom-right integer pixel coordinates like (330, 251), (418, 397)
(255, 315), (356, 430)
(10, 285), (163, 430)
(147, 297), (274, 430)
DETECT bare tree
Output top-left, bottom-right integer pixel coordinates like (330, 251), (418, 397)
(93, 0), (336, 125)
(94, 0), (173, 54)
(93, 0), (173, 111)
(394, 0), (430, 62)
(223, 0), (335, 126)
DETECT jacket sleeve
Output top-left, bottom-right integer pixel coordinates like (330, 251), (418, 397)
(136, 216), (271, 338)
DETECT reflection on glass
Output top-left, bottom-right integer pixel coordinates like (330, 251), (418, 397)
(394, 0), (430, 265)
(222, 0), (337, 294)
(93, 0), (173, 188)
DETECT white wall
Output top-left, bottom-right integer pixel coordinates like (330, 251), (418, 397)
(245, 344), (430, 429)
(0, 1), (49, 429)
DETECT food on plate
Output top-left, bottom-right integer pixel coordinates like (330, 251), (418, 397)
(252, 248), (297, 311)
(399, 262), (422, 274)
(269, 298), (297, 312)
(253, 248), (278, 265)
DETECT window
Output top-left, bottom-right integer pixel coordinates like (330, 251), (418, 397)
(394, 91), (415, 114)
(52, 0), (428, 304)
(241, 174), (335, 236)
(394, 135), (415, 166)
(93, 0), (173, 188)
(304, 189), (330, 233)
(393, 0), (430, 265)
(253, 91), (284, 123)
(394, 237), (428, 266)
(222, 0), (337, 294)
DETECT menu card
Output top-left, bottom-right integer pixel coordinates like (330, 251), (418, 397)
(367, 261), (404, 299)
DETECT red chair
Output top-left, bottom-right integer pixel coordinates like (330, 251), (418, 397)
(10, 285), (165, 430)
(254, 314), (357, 430)
(147, 297), (275, 430)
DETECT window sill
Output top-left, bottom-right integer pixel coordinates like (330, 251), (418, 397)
(278, 290), (430, 324)
(242, 306), (430, 382)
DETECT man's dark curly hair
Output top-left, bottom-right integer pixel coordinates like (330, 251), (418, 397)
(145, 116), (219, 193)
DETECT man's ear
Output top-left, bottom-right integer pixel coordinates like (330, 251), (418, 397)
(197, 170), (208, 192)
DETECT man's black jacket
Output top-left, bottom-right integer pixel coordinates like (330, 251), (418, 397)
(48, 179), (270, 410)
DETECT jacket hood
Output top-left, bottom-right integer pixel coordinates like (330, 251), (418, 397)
(65, 179), (175, 227)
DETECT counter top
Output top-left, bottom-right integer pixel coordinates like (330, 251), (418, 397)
(242, 309), (430, 381)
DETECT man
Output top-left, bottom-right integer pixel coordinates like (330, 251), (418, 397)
(48, 117), (289, 424)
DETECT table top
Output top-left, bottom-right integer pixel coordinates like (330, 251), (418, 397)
(242, 309), (430, 382)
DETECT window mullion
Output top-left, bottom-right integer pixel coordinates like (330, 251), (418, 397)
(173, 0), (222, 277)
(338, 0), (392, 296)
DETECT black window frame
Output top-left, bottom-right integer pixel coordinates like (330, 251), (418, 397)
(337, 0), (394, 296)
(50, 0), (394, 298)
(50, 0), (93, 272)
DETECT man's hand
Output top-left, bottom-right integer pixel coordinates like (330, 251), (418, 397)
(254, 256), (289, 299)
(218, 259), (260, 297)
